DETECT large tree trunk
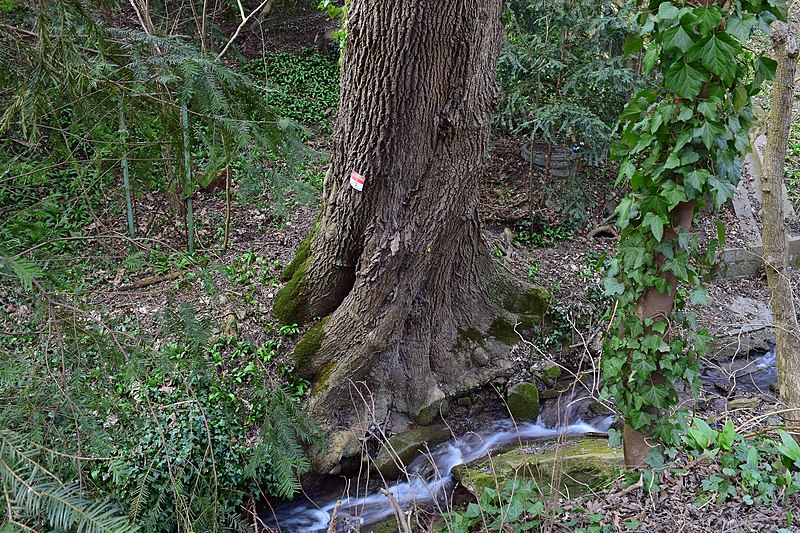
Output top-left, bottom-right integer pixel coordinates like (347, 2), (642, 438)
(273, 0), (549, 472)
(761, 22), (800, 432)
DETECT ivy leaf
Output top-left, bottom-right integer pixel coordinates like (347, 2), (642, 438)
(693, 34), (738, 85)
(694, 121), (724, 150)
(753, 55), (777, 93)
(725, 14), (757, 43)
(623, 34), (644, 54)
(732, 86), (748, 110)
(707, 175), (736, 207)
(663, 25), (695, 53)
(630, 170), (645, 190)
(689, 286), (708, 305)
(767, 0), (788, 21)
(641, 383), (669, 408)
(618, 159), (635, 182)
(661, 180), (687, 208)
(683, 168), (709, 198)
(664, 61), (707, 100)
(676, 105), (693, 121)
(664, 152), (680, 169)
(697, 99), (718, 120)
(680, 148), (700, 166)
(692, 6), (723, 33)
(632, 357), (658, 380)
(629, 409), (652, 431)
(643, 45), (660, 74)
(615, 196), (638, 228)
(603, 276), (625, 296)
(675, 226), (692, 251)
(610, 139), (630, 161)
(657, 2), (680, 22)
(714, 150), (741, 181)
(757, 10), (778, 35)
(674, 129), (693, 151)
(643, 212), (666, 242)
(716, 220), (726, 248)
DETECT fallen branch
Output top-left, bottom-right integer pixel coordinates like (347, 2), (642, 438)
(586, 224), (619, 240)
(117, 270), (184, 291)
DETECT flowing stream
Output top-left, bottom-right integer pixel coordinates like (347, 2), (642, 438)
(261, 415), (613, 532)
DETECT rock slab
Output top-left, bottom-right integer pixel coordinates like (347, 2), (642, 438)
(452, 437), (623, 499)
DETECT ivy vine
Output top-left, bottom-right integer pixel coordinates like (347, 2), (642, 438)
(601, 0), (787, 435)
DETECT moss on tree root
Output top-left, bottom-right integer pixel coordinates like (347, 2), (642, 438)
(273, 223), (318, 325)
(280, 224), (315, 282)
(294, 316), (329, 370)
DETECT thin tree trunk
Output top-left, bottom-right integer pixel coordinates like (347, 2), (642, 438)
(181, 103), (195, 254)
(222, 162), (232, 253)
(273, 0), (549, 473)
(624, 200), (695, 467)
(118, 100), (136, 241)
(761, 22), (800, 430)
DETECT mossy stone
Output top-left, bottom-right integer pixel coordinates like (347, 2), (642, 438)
(365, 517), (403, 532)
(543, 363), (562, 380)
(589, 401), (611, 416)
(455, 327), (485, 349)
(372, 425), (452, 479)
(540, 388), (560, 400)
(506, 382), (540, 421)
(413, 398), (449, 426)
(452, 438), (623, 499)
(503, 287), (552, 317)
(488, 317), (518, 345)
(457, 396), (473, 406)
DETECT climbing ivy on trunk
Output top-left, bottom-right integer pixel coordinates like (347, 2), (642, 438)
(601, 0), (786, 463)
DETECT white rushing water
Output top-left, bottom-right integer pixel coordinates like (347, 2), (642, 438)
(262, 416), (613, 532)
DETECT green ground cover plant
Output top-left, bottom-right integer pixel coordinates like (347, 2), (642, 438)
(243, 51), (341, 132)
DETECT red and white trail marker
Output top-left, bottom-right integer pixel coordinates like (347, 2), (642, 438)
(350, 170), (365, 191)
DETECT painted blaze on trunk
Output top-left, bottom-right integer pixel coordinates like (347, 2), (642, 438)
(273, 0), (551, 472)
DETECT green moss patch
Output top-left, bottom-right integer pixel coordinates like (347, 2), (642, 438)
(503, 287), (552, 318)
(294, 316), (329, 370)
(310, 359), (336, 396)
(280, 222), (317, 282)
(452, 438), (623, 499)
(506, 382), (540, 421)
(453, 327), (485, 351)
(273, 260), (309, 325)
(488, 317), (519, 345)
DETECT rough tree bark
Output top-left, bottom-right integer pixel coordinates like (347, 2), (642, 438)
(761, 22), (800, 431)
(273, 0), (550, 473)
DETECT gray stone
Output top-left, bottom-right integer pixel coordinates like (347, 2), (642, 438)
(729, 397), (760, 410)
(716, 143), (800, 280)
(471, 346), (489, 367)
(372, 425), (452, 479)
